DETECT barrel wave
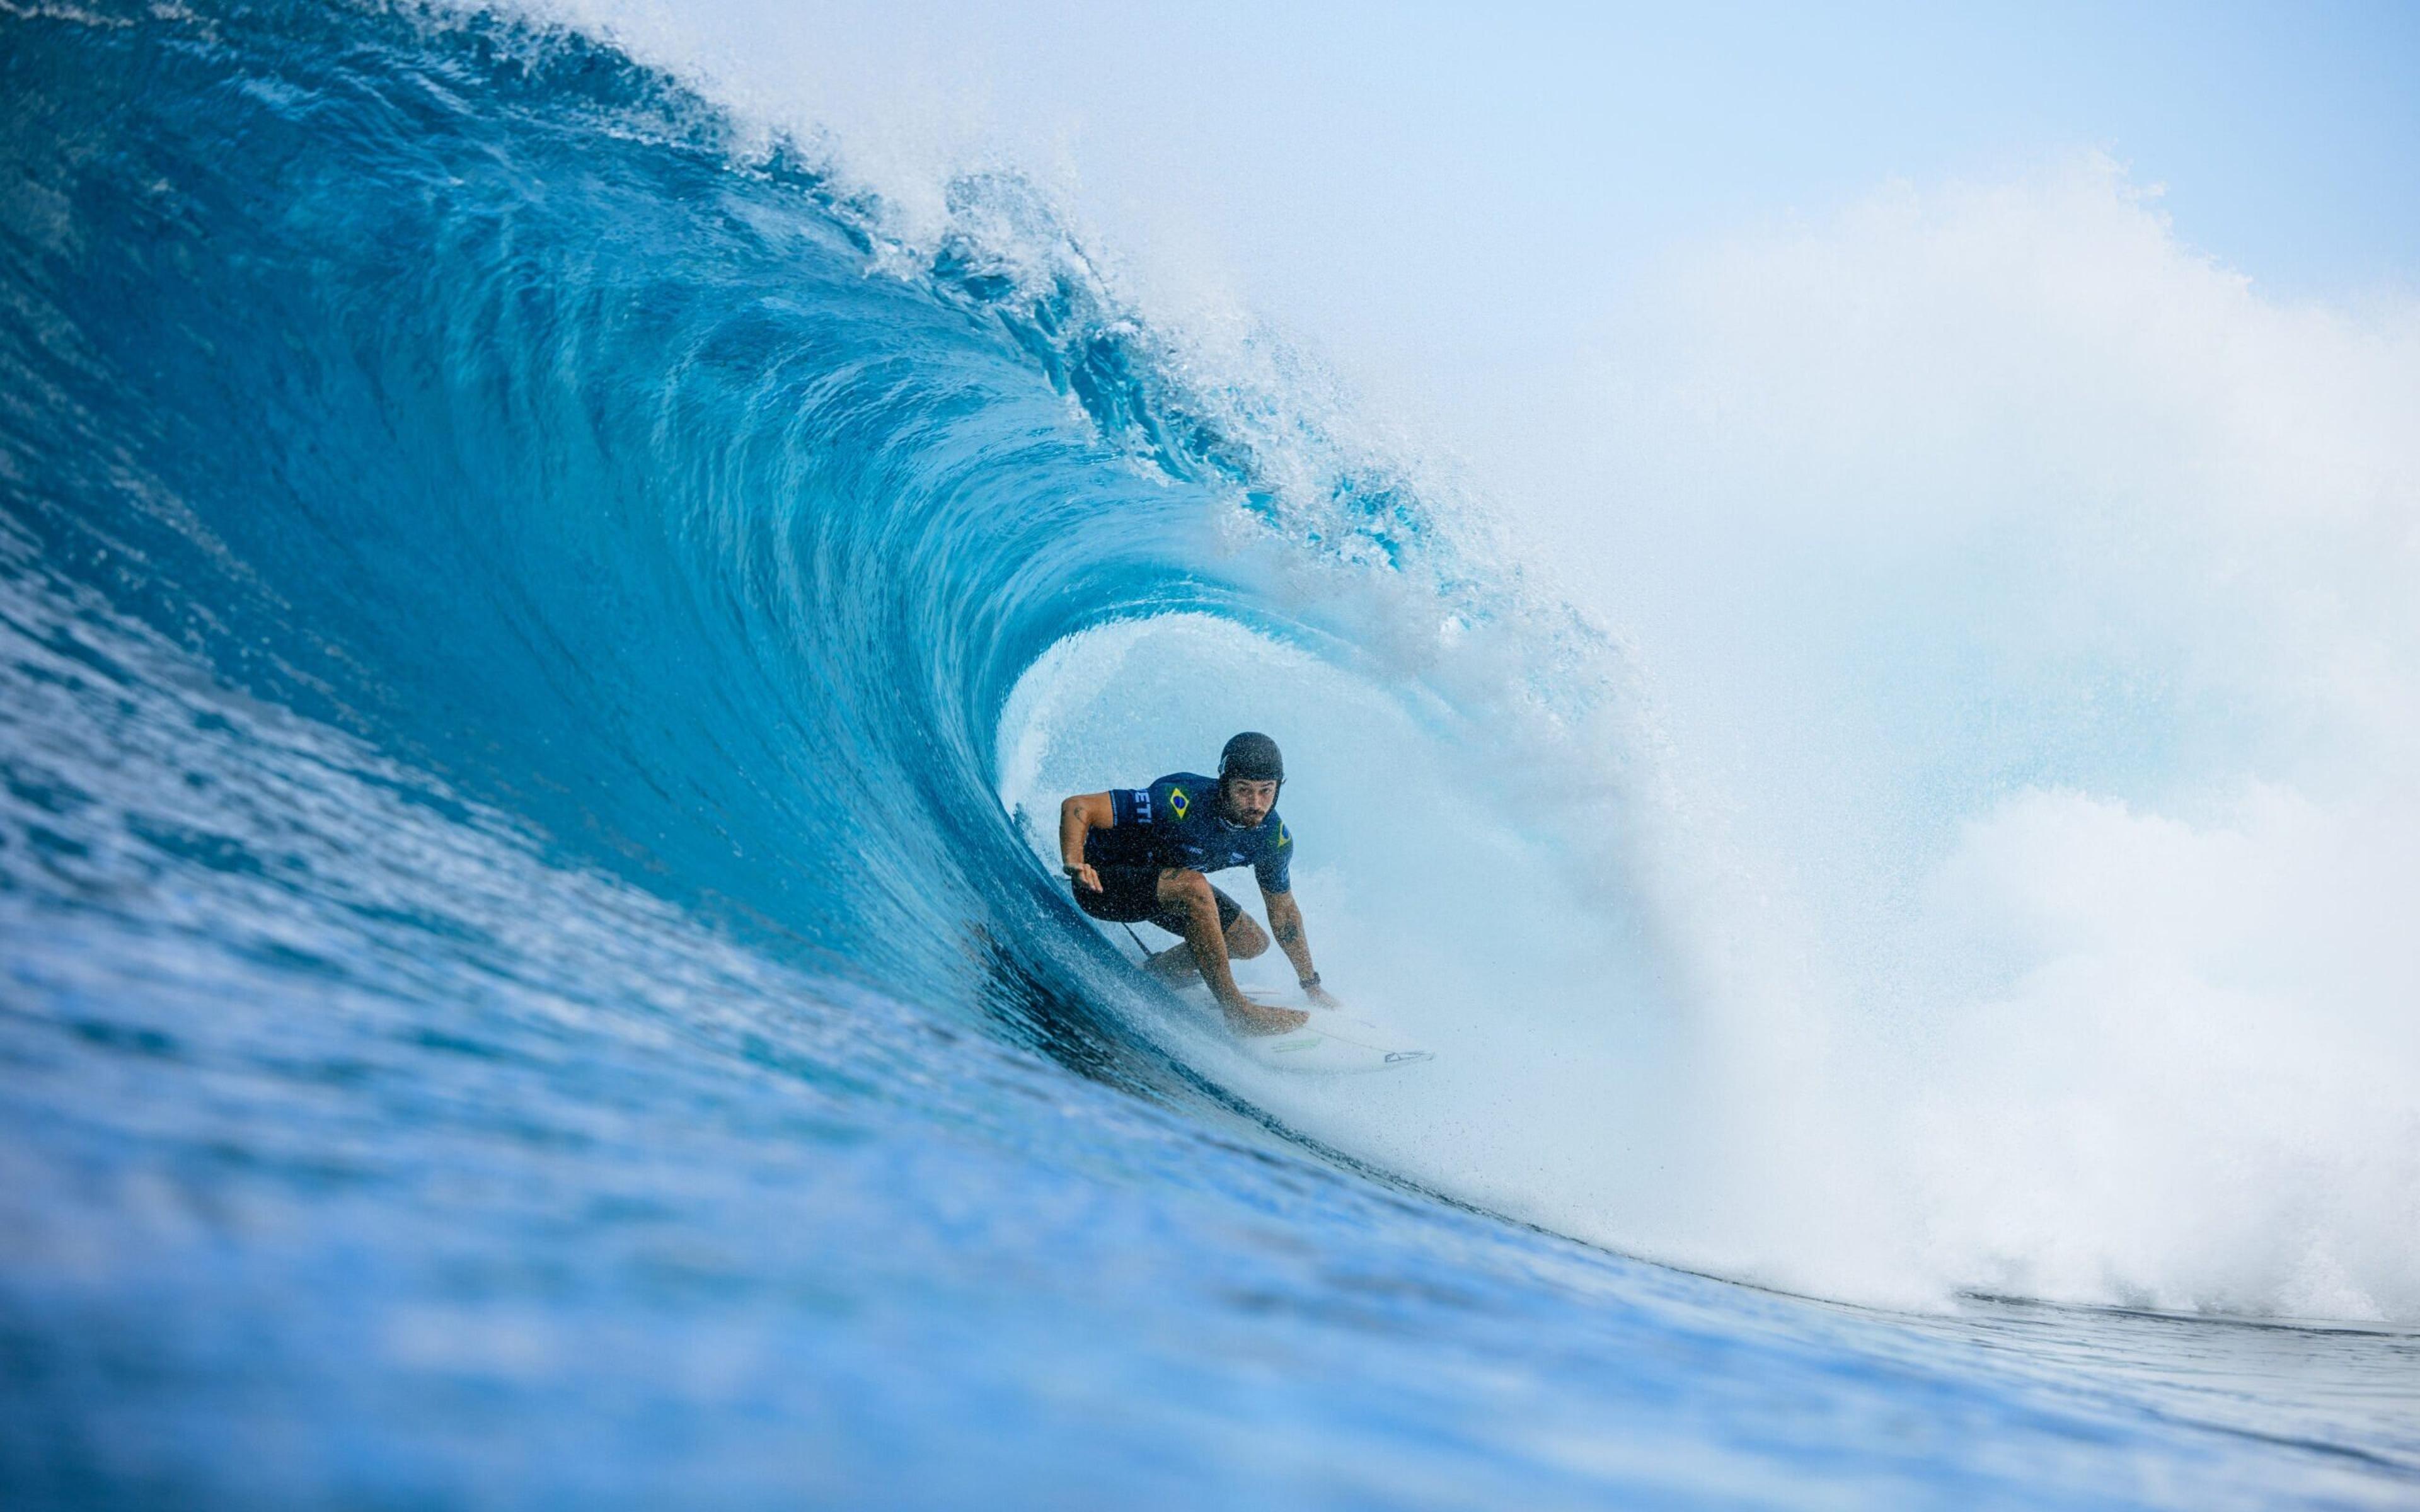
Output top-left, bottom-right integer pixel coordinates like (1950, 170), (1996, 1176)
(3, 0), (1266, 1019)
(4, 4), (2417, 1507)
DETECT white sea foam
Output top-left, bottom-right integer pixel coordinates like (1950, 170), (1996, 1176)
(516, 2), (2420, 1320)
(1519, 161), (2420, 1319)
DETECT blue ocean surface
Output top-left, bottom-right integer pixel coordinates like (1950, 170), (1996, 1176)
(1, 4), (2415, 1506)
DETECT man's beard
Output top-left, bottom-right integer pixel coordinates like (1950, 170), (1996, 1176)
(1218, 780), (1274, 827)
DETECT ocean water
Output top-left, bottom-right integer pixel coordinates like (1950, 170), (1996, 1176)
(3, 3), (2416, 1506)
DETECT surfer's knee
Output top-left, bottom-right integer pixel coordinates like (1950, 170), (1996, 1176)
(1162, 868), (1215, 915)
(1228, 914), (1269, 959)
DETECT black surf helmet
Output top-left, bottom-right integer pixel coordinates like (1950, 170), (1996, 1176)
(1218, 731), (1284, 806)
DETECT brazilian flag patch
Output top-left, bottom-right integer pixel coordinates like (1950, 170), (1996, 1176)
(1168, 786), (1189, 820)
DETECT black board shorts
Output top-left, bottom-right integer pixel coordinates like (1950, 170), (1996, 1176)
(1073, 865), (1243, 938)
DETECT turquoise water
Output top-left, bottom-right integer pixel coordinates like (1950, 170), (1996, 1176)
(1, 4), (2414, 1505)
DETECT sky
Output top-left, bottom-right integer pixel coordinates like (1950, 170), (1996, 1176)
(568, 3), (2419, 301)
(1023, 0), (2420, 294)
(559, 0), (2419, 493)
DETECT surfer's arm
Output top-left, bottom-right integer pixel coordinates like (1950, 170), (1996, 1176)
(1057, 791), (1116, 891)
(1261, 888), (1338, 1007)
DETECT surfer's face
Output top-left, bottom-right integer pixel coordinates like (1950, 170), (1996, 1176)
(1219, 777), (1278, 827)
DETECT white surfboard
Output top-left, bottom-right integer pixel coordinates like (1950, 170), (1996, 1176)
(1229, 1001), (1435, 1075)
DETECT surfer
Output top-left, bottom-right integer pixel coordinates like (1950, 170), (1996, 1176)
(1059, 732), (1336, 1036)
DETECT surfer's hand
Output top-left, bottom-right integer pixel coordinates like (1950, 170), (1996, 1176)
(1063, 861), (1102, 893)
(1303, 982), (1342, 1010)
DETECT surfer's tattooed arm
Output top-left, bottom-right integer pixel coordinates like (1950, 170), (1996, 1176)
(1262, 889), (1338, 1007)
(1057, 792), (1115, 893)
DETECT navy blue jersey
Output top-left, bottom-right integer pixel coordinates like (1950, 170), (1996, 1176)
(1081, 772), (1294, 893)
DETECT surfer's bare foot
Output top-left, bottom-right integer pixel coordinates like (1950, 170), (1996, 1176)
(1224, 1000), (1308, 1036)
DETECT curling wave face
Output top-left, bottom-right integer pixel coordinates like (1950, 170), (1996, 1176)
(1, 0), (1320, 1031)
